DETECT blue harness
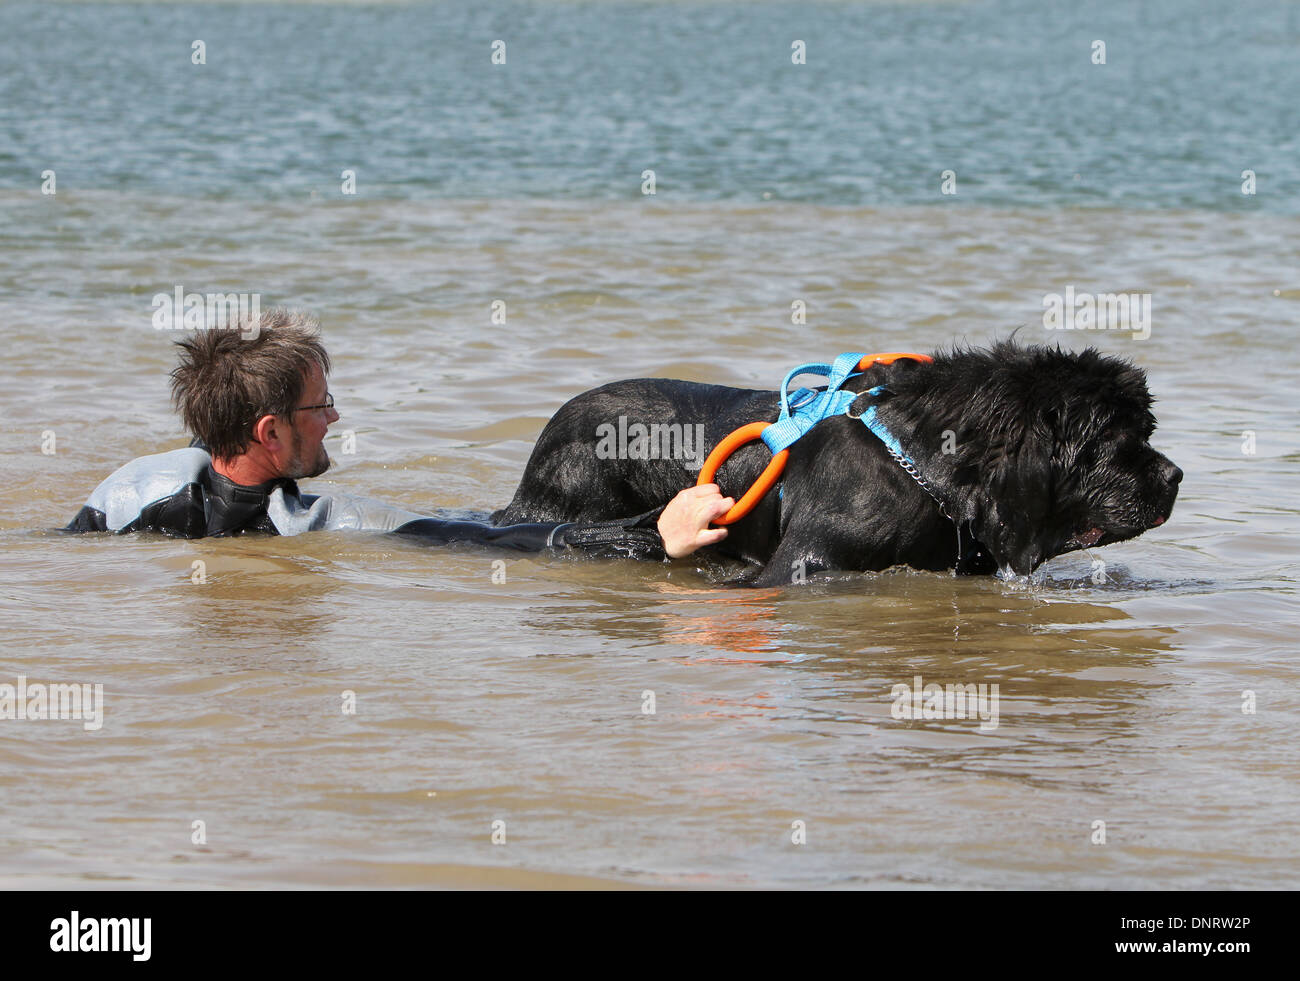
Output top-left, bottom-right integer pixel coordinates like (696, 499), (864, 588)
(761, 351), (951, 520)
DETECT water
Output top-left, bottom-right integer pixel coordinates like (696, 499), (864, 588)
(6, 0), (1299, 209)
(1, 0), (1298, 889)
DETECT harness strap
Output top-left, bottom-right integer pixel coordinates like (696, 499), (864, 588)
(761, 351), (865, 455)
(697, 351), (933, 525)
(849, 388), (953, 521)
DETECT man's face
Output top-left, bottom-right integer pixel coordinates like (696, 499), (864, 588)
(282, 361), (339, 480)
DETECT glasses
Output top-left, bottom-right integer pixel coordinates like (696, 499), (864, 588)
(293, 392), (334, 413)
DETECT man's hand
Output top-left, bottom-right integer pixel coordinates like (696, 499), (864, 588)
(656, 484), (734, 558)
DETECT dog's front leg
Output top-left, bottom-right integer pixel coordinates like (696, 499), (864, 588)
(748, 535), (837, 588)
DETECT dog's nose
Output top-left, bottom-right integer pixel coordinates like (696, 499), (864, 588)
(1163, 461), (1183, 485)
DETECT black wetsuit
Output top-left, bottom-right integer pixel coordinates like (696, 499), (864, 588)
(65, 447), (667, 560)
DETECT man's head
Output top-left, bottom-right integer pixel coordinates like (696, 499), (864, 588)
(170, 309), (339, 481)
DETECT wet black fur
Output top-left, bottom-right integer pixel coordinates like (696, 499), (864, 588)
(493, 341), (1182, 586)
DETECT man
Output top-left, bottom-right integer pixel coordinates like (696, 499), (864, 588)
(66, 309), (733, 561)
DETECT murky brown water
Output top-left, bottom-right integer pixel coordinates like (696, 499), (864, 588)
(2, 193), (1298, 887)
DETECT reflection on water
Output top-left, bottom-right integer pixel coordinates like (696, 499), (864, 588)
(177, 543), (344, 658)
(543, 573), (1182, 743)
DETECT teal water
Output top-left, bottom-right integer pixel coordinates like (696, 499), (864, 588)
(3, 0), (1297, 210)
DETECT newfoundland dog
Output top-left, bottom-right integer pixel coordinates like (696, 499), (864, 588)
(493, 341), (1181, 586)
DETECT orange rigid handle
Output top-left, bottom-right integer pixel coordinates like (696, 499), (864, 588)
(695, 352), (932, 525)
(697, 423), (788, 526)
(858, 352), (933, 368)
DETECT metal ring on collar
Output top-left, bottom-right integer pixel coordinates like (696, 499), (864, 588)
(845, 390), (874, 420)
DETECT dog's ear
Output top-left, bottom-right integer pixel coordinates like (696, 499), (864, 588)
(965, 429), (1057, 576)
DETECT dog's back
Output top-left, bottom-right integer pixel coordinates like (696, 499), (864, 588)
(493, 378), (792, 561)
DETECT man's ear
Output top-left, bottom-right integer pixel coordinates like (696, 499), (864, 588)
(967, 433), (1055, 576)
(251, 413), (286, 451)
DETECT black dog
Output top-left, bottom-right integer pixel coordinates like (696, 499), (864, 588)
(494, 341), (1182, 586)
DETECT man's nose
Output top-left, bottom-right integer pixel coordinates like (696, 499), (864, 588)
(326, 407), (340, 424)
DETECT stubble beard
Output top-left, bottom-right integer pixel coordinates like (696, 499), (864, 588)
(288, 427), (331, 480)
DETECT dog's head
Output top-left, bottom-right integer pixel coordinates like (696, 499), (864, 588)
(887, 342), (1181, 576)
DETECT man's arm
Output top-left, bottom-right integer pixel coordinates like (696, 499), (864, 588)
(394, 485), (734, 560)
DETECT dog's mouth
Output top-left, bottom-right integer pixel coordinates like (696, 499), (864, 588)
(1066, 508), (1170, 551)
(1070, 526), (1106, 548)
(1065, 522), (1136, 550)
